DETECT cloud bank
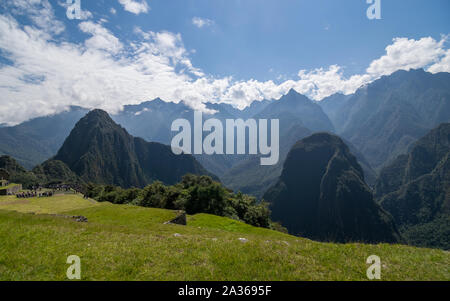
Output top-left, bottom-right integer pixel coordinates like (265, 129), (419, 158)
(0, 2), (449, 125)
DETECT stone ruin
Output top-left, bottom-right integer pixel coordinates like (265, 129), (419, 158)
(164, 211), (187, 226)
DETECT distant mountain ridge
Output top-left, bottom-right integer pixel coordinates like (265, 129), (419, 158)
(1, 69), (448, 195)
(54, 109), (213, 188)
(376, 123), (450, 249)
(112, 89), (335, 187)
(264, 133), (400, 243)
(0, 106), (89, 169)
(319, 69), (450, 170)
(255, 89), (334, 133)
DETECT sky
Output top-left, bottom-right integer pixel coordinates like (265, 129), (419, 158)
(0, 0), (449, 125)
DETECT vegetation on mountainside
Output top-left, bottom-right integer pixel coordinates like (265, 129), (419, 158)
(54, 109), (214, 188)
(0, 155), (82, 189)
(264, 133), (400, 244)
(319, 69), (450, 170)
(84, 174), (279, 230)
(376, 123), (450, 250)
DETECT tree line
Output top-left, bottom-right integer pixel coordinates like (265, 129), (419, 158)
(84, 174), (286, 231)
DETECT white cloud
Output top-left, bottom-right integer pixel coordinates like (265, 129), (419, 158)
(281, 36), (450, 101)
(118, 0), (149, 15)
(110, 7), (117, 15)
(0, 8), (449, 125)
(428, 49), (450, 73)
(192, 17), (214, 28)
(1, 0), (66, 35)
(367, 37), (447, 76)
(0, 14), (208, 124)
(79, 22), (123, 54)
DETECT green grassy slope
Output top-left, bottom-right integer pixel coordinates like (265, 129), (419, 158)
(0, 194), (448, 281)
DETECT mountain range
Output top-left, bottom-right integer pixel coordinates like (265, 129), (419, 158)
(53, 109), (212, 188)
(263, 133), (400, 243)
(319, 69), (450, 170)
(0, 69), (449, 248)
(0, 69), (449, 198)
(376, 123), (450, 249)
(0, 106), (88, 169)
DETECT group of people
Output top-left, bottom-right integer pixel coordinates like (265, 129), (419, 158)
(16, 190), (54, 198)
(47, 184), (83, 195)
(11, 183), (85, 199)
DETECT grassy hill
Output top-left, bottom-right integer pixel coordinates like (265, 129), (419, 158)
(0, 193), (448, 281)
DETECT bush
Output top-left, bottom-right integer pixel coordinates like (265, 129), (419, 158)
(86, 174), (275, 229)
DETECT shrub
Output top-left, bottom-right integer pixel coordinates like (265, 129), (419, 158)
(86, 174), (275, 229)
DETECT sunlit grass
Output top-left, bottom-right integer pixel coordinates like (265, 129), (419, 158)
(0, 194), (448, 281)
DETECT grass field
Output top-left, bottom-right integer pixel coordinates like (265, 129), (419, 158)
(0, 183), (21, 191)
(0, 193), (448, 281)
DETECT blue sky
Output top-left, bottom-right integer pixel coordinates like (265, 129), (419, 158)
(58, 0), (450, 80)
(0, 0), (449, 124)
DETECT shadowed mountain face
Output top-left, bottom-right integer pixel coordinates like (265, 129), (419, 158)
(203, 126), (376, 199)
(0, 155), (82, 188)
(376, 123), (450, 250)
(221, 124), (312, 198)
(0, 107), (89, 169)
(32, 159), (82, 186)
(220, 89), (338, 196)
(0, 155), (27, 175)
(111, 98), (274, 177)
(111, 98), (274, 146)
(264, 133), (400, 243)
(112, 90), (335, 186)
(319, 69), (450, 170)
(54, 109), (212, 188)
(0, 155), (38, 188)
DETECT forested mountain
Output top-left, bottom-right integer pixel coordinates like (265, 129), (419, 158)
(221, 89), (381, 197)
(0, 155), (80, 188)
(376, 123), (450, 249)
(318, 69), (450, 170)
(53, 109), (213, 188)
(264, 133), (400, 243)
(111, 90), (335, 184)
(1, 70), (448, 200)
(222, 124), (312, 197)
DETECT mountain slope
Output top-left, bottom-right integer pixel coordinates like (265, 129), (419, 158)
(0, 155), (39, 188)
(222, 124), (312, 197)
(54, 109), (212, 188)
(221, 130), (377, 198)
(221, 90), (337, 196)
(264, 133), (400, 243)
(0, 107), (88, 169)
(376, 123), (450, 249)
(0, 195), (448, 280)
(32, 159), (83, 186)
(256, 89), (334, 134)
(319, 69), (450, 170)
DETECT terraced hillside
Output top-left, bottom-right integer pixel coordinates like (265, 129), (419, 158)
(0, 193), (448, 281)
